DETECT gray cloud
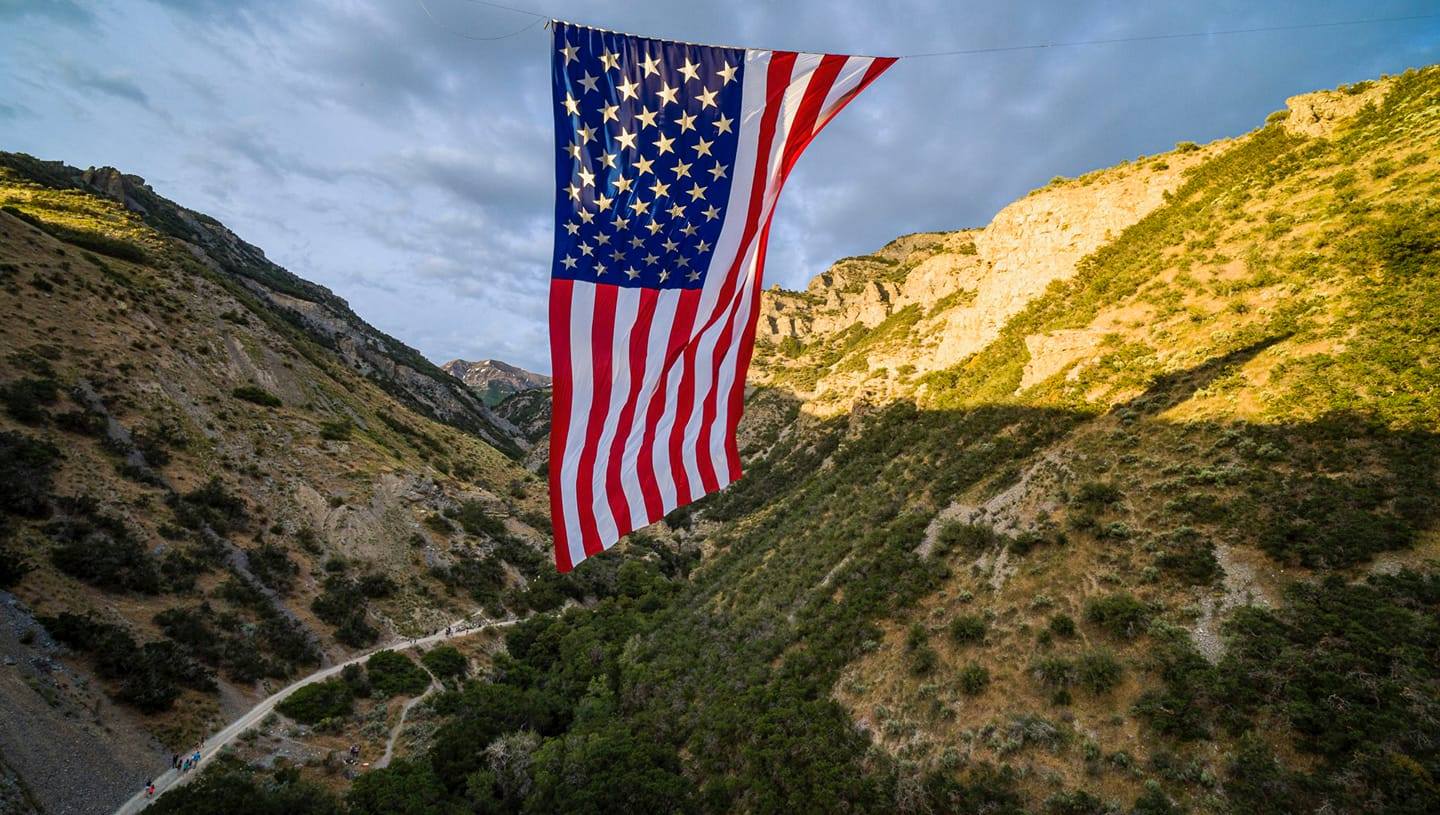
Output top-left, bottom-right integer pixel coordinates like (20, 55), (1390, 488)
(2, 0), (1437, 373)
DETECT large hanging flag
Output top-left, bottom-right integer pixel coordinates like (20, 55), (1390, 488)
(548, 20), (894, 571)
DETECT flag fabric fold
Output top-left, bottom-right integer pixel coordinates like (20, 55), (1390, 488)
(548, 20), (895, 571)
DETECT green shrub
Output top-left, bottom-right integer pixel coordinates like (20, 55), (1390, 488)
(0, 431), (60, 517)
(319, 417), (352, 441)
(1075, 650), (1123, 693)
(366, 650), (431, 697)
(420, 645), (467, 678)
(1084, 592), (1150, 638)
(172, 477), (248, 534)
(949, 613), (987, 644)
(455, 500), (505, 538)
(1072, 481), (1122, 508)
(958, 662), (990, 695)
(48, 509), (161, 593)
(276, 678), (353, 724)
(0, 377), (59, 423)
(934, 523), (998, 557)
(1048, 614), (1076, 638)
(232, 385), (282, 408)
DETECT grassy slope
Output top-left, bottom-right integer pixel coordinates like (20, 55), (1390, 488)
(0, 166), (557, 754)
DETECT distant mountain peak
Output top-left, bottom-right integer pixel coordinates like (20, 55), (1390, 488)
(442, 358), (550, 406)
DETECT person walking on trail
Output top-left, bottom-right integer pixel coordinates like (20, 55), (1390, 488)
(171, 753), (179, 770)
(145, 780), (154, 798)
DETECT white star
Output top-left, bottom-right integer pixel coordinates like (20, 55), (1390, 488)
(576, 124), (597, 144)
(594, 193), (612, 211)
(563, 221), (580, 235)
(675, 255), (690, 268)
(616, 78), (640, 101)
(578, 242), (593, 256)
(600, 103), (620, 123)
(566, 141), (583, 160)
(707, 162), (728, 181)
(702, 204), (720, 221)
(577, 71), (600, 93)
(675, 111), (696, 133)
(692, 137), (713, 157)
(643, 253), (660, 266)
(653, 133), (675, 155)
(695, 238), (712, 253)
(615, 128), (637, 150)
(610, 248), (625, 261)
(578, 209), (594, 223)
(629, 236), (645, 248)
(649, 179), (670, 198)
(695, 87), (718, 109)
(645, 219), (663, 235)
(563, 93), (580, 116)
(614, 175), (633, 193)
(713, 113), (733, 135)
(680, 222), (698, 237)
(564, 182), (582, 202)
(633, 156), (655, 176)
(667, 203), (686, 219)
(595, 261), (607, 275)
(635, 106), (659, 129)
(687, 182), (708, 201)
(678, 59), (699, 82)
(658, 269), (671, 282)
(687, 269), (701, 282)
(671, 159), (692, 179)
(559, 43), (578, 65)
(629, 198), (650, 215)
(656, 83), (679, 106)
(595, 232), (611, 245)
(599, 152), (618, 169)
(613, 216), (630, 230)
(639, 54), (661, 77)
(625, 266), (641, 280)
(561, 254), (577, 269)
(662, 237), (679, 253)
(599, 50), (620, 71)
(577, 166), (595, 187)
(716, 61), (737, 85)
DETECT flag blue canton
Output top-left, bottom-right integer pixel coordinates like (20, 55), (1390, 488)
(550, 22), (744, 290)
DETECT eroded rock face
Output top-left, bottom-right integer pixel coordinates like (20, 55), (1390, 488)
(1282, 79), (1391, 138)
(756, 145), (1214, 405)
(1021, 329), (1104, 390)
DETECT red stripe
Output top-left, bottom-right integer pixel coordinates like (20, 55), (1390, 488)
(574, 283), (618, 557)
(547, 278), (575, 572)
(695, 54), (848, 491)
(635, 288), (700, 521)
(604, 287), (659, 539)
(724, 218), (773, 478)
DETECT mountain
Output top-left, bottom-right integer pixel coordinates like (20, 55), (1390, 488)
(441, 358), (550, 407)
(0, 152), (578, 813)
(5, 63), (1440, 815)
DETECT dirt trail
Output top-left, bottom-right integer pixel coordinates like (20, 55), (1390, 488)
(113, 616), (518, 815)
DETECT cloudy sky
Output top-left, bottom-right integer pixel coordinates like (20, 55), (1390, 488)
(3, 0), (1437, 372)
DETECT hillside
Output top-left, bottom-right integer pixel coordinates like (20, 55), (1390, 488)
(0, 154), (610, 813)
(441, 358), (550, 407)
(4, 63), (1440, 815)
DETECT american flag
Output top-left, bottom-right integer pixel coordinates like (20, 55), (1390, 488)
(548, 20), (894, 571)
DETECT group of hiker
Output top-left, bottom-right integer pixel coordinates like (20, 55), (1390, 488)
(142, 746), (203, 799)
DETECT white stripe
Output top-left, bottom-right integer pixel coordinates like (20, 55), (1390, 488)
(560, 283), (595, 569)
(812, 56), (876, 137)
(617, 289), (681, 531)
(707, 251), (762, 482)
(585, 287), (640, 547)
